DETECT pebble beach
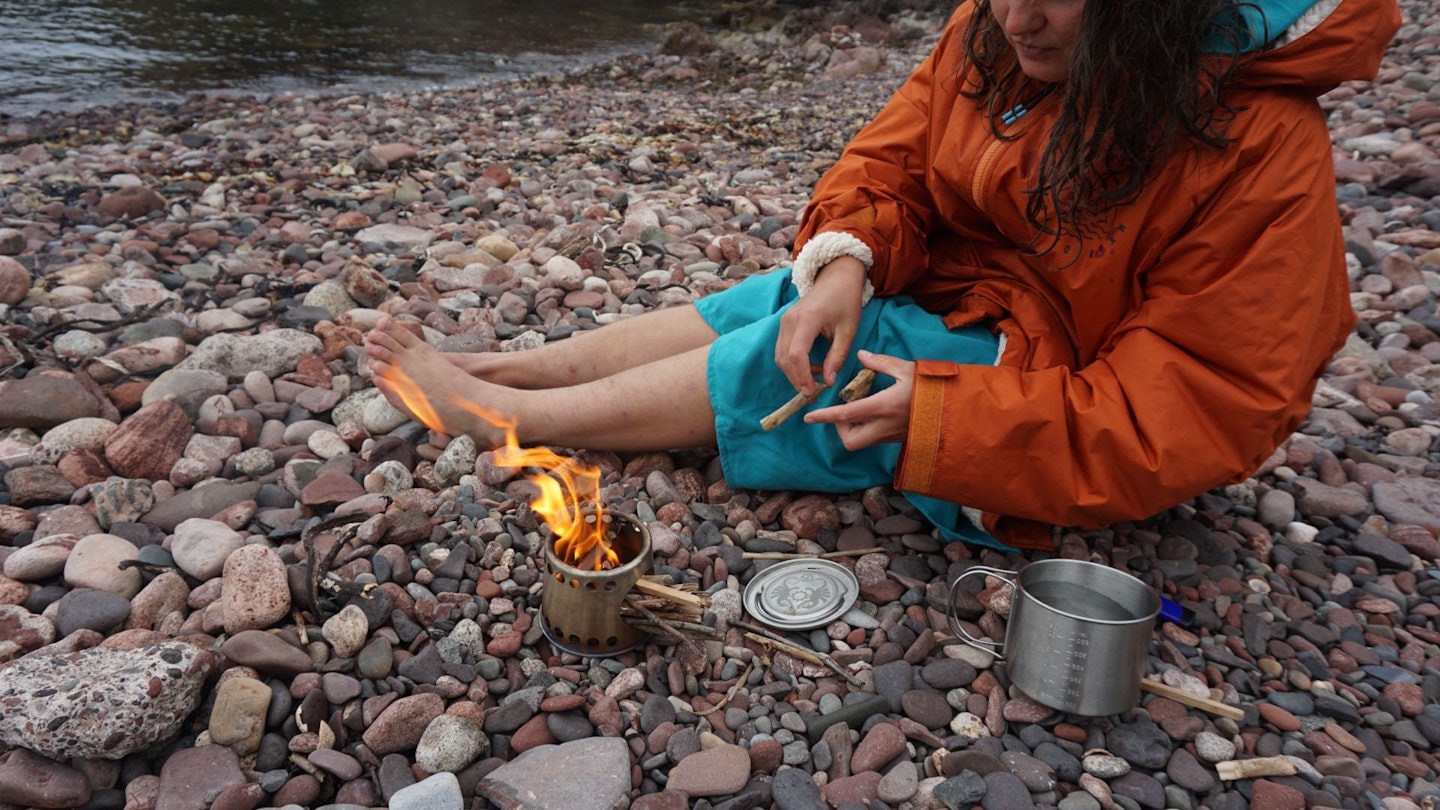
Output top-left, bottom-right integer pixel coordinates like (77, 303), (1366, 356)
(1, 3), (1439, 810)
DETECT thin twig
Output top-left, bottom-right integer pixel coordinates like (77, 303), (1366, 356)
(303, 512), (369, 621)
(734, 619), (864, 688)
(731, 619), (800, 646)
(760, 366), (877, 431)
(624, 618), (723, 639)
(693, 658), (756, 716)
(625, 597), (708, 662)
(117, 559), (202, 588)
(760, 382), (827, 431)
(745, 632), (825, 665)
(742, 547), (884, 561)
(632, 578), (708, 611)
(0, 334), (25, 379)
(31, 300), (167, 340)
(1140, 679), (1245, 721)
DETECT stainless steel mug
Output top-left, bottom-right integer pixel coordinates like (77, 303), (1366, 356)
(948, 559), (1160, 716)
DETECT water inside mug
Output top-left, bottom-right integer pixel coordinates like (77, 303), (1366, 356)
(1022, 580), (1139, 622)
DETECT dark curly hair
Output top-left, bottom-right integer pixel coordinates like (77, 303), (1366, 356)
(962, 0), (1259, 252)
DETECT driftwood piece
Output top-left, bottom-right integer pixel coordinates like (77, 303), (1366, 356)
(1140, 679), (1245, 721)
(744, 632), (826, 666)
(762, 366), (881, 431)
(742, 547), (884, 561)
(289, 754), (325, 780)
(621, 576), (711, 646)
(633, 578), (707, 611)
(303, 512), (370, 622)
(760, 382), (828, 431)
(693, 659), (756, 716)
(839, 368), (876, 402)
(1215, 755), (1297, 781)
(626, 597), (707, 662)
(752, 530), (797, 548)
(733, 619), (864, 688)
(623, 618), (722, 639)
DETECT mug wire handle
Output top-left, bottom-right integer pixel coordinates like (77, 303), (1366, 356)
(947, 565), (1016, 662)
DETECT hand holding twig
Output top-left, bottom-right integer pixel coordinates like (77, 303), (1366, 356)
(760, 381), (828, 431)
(761, 364), (881, 431)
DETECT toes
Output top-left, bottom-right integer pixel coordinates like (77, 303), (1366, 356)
(367, 329), (407, 356)
(368, 357), (394, 379)
(363, 317), (388, 345)
(364, 340), (394, 364)
(383, 319), (423, 349)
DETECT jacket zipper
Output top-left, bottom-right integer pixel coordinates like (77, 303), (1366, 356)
(965, 91), (1081, 365)
(970, 137), (1005, 217)
(970, 91), (1058, 218)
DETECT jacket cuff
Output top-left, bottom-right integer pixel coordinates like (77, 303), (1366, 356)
(791, 231), (876, 303)
(895, 359), (959, 494)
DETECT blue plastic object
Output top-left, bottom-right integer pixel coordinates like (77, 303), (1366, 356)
(1159, 597), (1196, 628)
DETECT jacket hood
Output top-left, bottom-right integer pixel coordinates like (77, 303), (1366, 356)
(1221, 0), (1401, 93)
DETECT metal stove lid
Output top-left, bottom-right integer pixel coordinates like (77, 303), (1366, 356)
(742, 559), (859, 630)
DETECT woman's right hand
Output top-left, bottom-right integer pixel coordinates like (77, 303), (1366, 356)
(775, 256), (868, 396)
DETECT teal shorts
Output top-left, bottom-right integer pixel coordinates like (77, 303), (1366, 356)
(695, 268), (1010, 550)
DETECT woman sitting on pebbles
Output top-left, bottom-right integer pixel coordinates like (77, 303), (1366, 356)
(365, 0), (1400, 551)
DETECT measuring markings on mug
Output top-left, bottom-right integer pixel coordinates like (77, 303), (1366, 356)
(1044, 623), (1091, 698)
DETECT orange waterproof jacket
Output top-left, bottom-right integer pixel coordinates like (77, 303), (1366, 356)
(795, 0), (1401, 549)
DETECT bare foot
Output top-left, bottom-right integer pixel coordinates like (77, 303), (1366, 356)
(364, 317), (517, 447)
(363, 319), (534, 387)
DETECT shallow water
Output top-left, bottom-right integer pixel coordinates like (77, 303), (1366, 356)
(0, 0), (717, 116)
(1022, 580), (1140, 622)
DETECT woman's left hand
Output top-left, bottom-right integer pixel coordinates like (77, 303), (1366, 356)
(805, 350), (914, 449)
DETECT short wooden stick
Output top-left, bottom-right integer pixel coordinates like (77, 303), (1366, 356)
(624, 618), (722, 639)
(744, 632), (825, 666)
(742, 547), (885, 560)
(1215, 755), (1297, 781)
(626, 597), (707, 661)
(734, 619), (864, 688)
(693, 658), (756, 716)
(1140, 679), (1245, 721)
(632, 578), (707, 610)
(839, 368), (876, 402)
(760, 382), (827, 431)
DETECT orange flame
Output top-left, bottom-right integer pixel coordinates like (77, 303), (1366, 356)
(379, 364), (618, 570)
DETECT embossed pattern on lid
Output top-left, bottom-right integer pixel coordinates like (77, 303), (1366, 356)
(742, 559), (860, 630)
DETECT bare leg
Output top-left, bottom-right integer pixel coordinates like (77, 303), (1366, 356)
(364, 304), (719, 389)
(518, 348), (717, 450)
(367, 319), (716, 451)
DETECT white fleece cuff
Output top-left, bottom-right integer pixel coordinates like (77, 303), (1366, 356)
(1276, 0), (1341, 47)
(791, 231), (876, 304)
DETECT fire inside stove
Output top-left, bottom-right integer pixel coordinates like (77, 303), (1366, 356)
(380, 365), (653, 655)
(540, 511), (652, 656)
